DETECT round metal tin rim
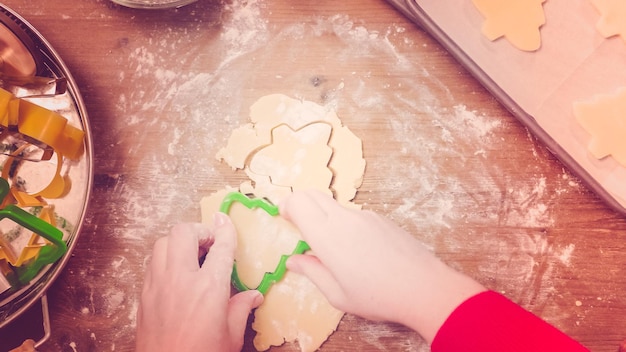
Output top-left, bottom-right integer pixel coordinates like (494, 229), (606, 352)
(0, 4), (94, 329)
(110, 0), (198, 9)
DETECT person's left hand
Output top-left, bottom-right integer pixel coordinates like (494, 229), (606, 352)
(135, 214), (263, 351)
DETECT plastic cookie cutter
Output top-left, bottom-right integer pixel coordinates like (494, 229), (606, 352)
(0, 177), (66, 286)
(1, 143), (69, 202)
(4, 205), (57, 268)
(219, 192), (310, 295)
(0, 86), (85, 161)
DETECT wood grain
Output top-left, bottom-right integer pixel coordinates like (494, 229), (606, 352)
(1, 0), (625, 351)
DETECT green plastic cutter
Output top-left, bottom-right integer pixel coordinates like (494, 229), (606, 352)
(219, 192), (310, 295)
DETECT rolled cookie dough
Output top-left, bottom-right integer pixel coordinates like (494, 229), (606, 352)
(217, 94), (366, 207)
(204, 94), (367, 351)
(249, 123), (334, 193)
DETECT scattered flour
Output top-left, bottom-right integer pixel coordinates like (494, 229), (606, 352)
(73, 0), (585, 350)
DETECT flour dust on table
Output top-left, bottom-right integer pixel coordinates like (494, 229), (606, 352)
(82, 0), (587, 350)
(202, 94), (366, 351)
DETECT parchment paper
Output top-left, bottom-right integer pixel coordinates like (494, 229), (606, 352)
(401, 0), (626, 212)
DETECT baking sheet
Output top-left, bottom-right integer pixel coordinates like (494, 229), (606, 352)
(388, 0), (626, 214)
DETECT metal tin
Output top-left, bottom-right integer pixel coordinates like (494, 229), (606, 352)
(111, 0), (197, 9)
(0, 3), (93, 345)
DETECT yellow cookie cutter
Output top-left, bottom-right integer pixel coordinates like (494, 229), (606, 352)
(0, 87), (84, 160)
(1, 143), (68, 202)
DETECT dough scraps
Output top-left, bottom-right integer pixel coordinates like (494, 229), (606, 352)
(573, 87), (626, 166)
(217, 93), (366, 206)
(205, 94), (367, 351)
(249, 123), (334, 192)
(591, 0), (626, 42)
(472, 0), (547, 51)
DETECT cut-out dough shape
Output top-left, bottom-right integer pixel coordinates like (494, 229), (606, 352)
(590, 0), (626, 42)
(249, 123), (334, 192)
(573, 87), (626, 166)
(252, 270), (344, 352)
(200, 189), (343, 352)
(217, 94), (366, 206)
(472, 0), (547, 51)
(240, 177), (293, 201)
(218, 191), (312, 295)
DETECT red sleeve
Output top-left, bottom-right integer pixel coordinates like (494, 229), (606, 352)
(431, 291), (589, 352)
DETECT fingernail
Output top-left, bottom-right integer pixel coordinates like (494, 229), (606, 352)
(252, 290), (264, 307)
(213, 212), (230, 228)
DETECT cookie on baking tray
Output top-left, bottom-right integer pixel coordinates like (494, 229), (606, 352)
(472, 0), (547, 51)
(591, 0), (626, 43)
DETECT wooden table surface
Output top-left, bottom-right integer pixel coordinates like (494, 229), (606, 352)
(2, 0), (626, 351)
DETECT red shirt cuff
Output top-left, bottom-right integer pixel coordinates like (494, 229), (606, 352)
(431, 291), (589, 352)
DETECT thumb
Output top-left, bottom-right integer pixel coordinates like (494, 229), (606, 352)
(227, 290), (263, 340)
(287, 254), (345, 308)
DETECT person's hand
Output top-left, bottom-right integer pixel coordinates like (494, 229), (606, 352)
(281, 190), (485, 343)
(135, 215), (263, 352)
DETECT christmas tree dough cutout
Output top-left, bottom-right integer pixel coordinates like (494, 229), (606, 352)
(249, 123), (334, 193)
(472, 0), (547, 51)
(591, 0), (626, 43)
(574, 87), (626, 166)
(216, 94), (366, 206)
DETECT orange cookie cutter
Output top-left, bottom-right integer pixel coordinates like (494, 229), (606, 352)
(0, 87), (84, 161)
(2, 143), (68, 203)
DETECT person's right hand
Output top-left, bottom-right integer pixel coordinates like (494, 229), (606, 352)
(281, 190), (486, 344)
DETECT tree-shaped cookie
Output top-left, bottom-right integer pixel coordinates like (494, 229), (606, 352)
(472, 0), (547, 51)
(591, 0), (626, 42)
(217, 94), (365, 206)
(573, 87), (626, 166)
(249, 123), (334, 192)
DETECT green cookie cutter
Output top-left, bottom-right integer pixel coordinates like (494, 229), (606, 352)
(0, 177), (67, 286)
(219, 192), (310, 295)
